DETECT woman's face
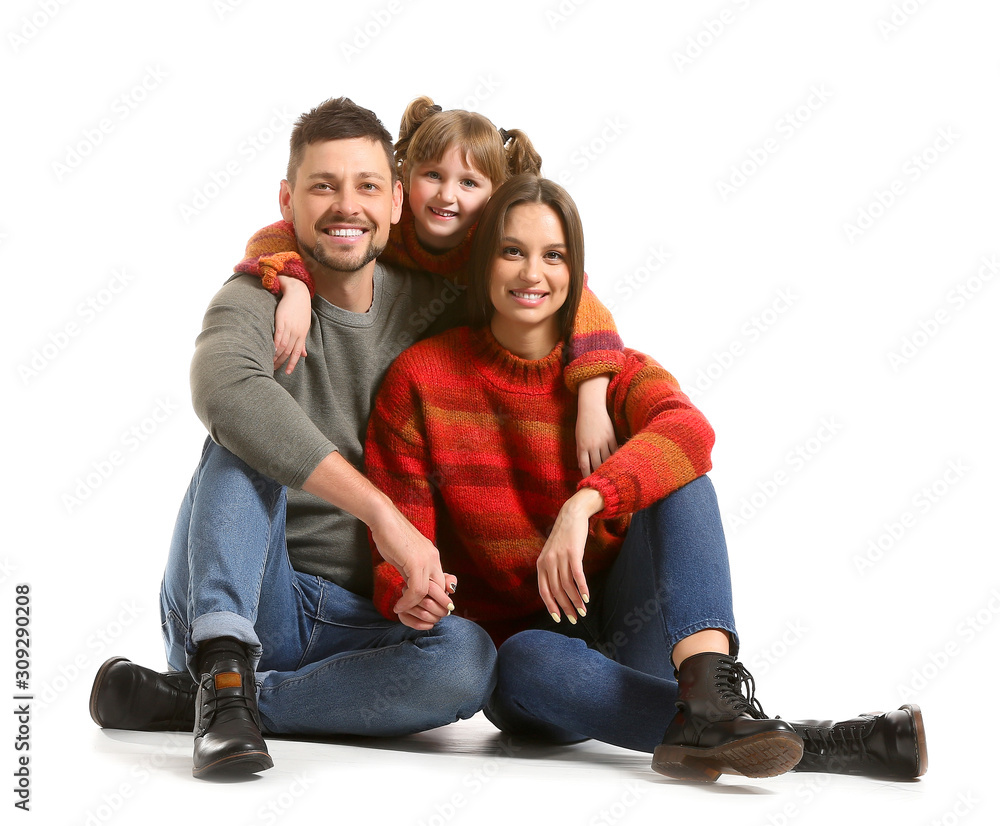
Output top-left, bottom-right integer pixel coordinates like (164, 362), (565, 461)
(407, 145), (494, 252)
(488, 202), (571, 349)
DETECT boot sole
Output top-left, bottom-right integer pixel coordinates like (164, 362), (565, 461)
(652, 730), (804, 782)
(192, 750), (274, 779)
(89, 656), (131, 728)
(903, 703), (928, 777)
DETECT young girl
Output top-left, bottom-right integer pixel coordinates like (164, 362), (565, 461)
(363, 174), (928, 782)
(235, 96), (624, 475)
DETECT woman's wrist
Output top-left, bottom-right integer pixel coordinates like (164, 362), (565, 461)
(565, 487), (605, 519)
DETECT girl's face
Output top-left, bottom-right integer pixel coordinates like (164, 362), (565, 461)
(488, 202), (570, 355)
(407, 145), (494, 252)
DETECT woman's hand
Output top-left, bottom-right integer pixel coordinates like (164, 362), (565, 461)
(273, 275), (311, 374)
(537, 488), (605, 623)
(575, 375), (617, 476)
(396, 574), (458, 630)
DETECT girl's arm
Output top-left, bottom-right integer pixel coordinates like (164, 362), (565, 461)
(580, 351), (715, 519)
(273, 276), (311, 374)
(235, 221), (316, 374)
(567, 280), (627, 475)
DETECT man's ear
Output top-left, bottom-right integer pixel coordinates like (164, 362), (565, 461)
(390, 178), (404, 225)
(278, 179), (294, 223)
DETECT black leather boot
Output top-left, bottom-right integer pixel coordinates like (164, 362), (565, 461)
(789, 704), (928, 778)
(652, 652), (803, 781)
(90, 657), (197, 731)
(192, 638), (272, 779)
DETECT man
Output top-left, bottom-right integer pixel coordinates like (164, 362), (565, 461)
(89, 98), (496, 779)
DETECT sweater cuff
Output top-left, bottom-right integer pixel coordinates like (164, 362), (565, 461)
(577, 474), (623, 519)
(564, 349), (627, 393)
(373, 562), (407, 621)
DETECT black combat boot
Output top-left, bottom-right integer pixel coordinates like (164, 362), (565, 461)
(90, 657), (197, 731)
(789, 704), (928, 778)
(192, 638), (272, 779)
(652, 652), (803, 782)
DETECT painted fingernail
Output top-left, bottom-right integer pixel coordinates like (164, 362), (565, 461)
(578, 607), (587, 617)
(567, 615), (577, 625)
(582, 594), (590, 604)
(551, 612), (561, 623)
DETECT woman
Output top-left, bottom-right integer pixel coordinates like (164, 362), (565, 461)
(365, 175), (927, 782)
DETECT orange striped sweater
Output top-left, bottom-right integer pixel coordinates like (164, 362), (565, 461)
(365, 326), (715, 643)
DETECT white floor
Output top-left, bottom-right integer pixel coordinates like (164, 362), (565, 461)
(62, 697), (955, 825)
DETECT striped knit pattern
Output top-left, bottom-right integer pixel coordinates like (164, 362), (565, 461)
(365, 326), (715, 644)
(233, 198), (625, 389)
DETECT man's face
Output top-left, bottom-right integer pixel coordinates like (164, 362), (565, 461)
(279, 138), (403, 276)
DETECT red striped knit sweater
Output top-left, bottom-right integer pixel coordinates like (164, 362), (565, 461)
(365, 326), (715, 644)
(233, 198), (625, 389)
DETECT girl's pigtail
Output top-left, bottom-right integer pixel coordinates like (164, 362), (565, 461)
(395, 95), (443, 179)
(503, 128), (543, 177)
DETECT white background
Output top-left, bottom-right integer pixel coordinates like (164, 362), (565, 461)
(4, 0), (997, 823)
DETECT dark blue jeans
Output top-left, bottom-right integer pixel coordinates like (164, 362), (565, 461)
(159, 438), (497, 737)
(485, 475), (737, 753)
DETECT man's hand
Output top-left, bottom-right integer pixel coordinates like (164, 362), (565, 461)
(303, 452), (456, 627)
(369, 503), (453, 620)
(536, 487), (605, 623)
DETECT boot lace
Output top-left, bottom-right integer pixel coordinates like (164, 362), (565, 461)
(716, 659), (767, 719)
(800, 722), (871, 765)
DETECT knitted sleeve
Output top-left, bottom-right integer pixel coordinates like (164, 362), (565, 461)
(233, 221), (315, 297)
(364, 353), (439, 621)
(580, 351), (715, 518)
(564, 278), (626, 392)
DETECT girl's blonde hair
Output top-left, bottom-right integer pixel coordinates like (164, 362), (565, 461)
(395, 95), (542, 188)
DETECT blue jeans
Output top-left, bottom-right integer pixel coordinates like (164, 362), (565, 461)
(159, 438), (497, 737)
(484, 475), (737, 753)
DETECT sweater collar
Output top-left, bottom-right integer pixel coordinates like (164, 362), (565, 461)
(467, 326), (566, 394)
